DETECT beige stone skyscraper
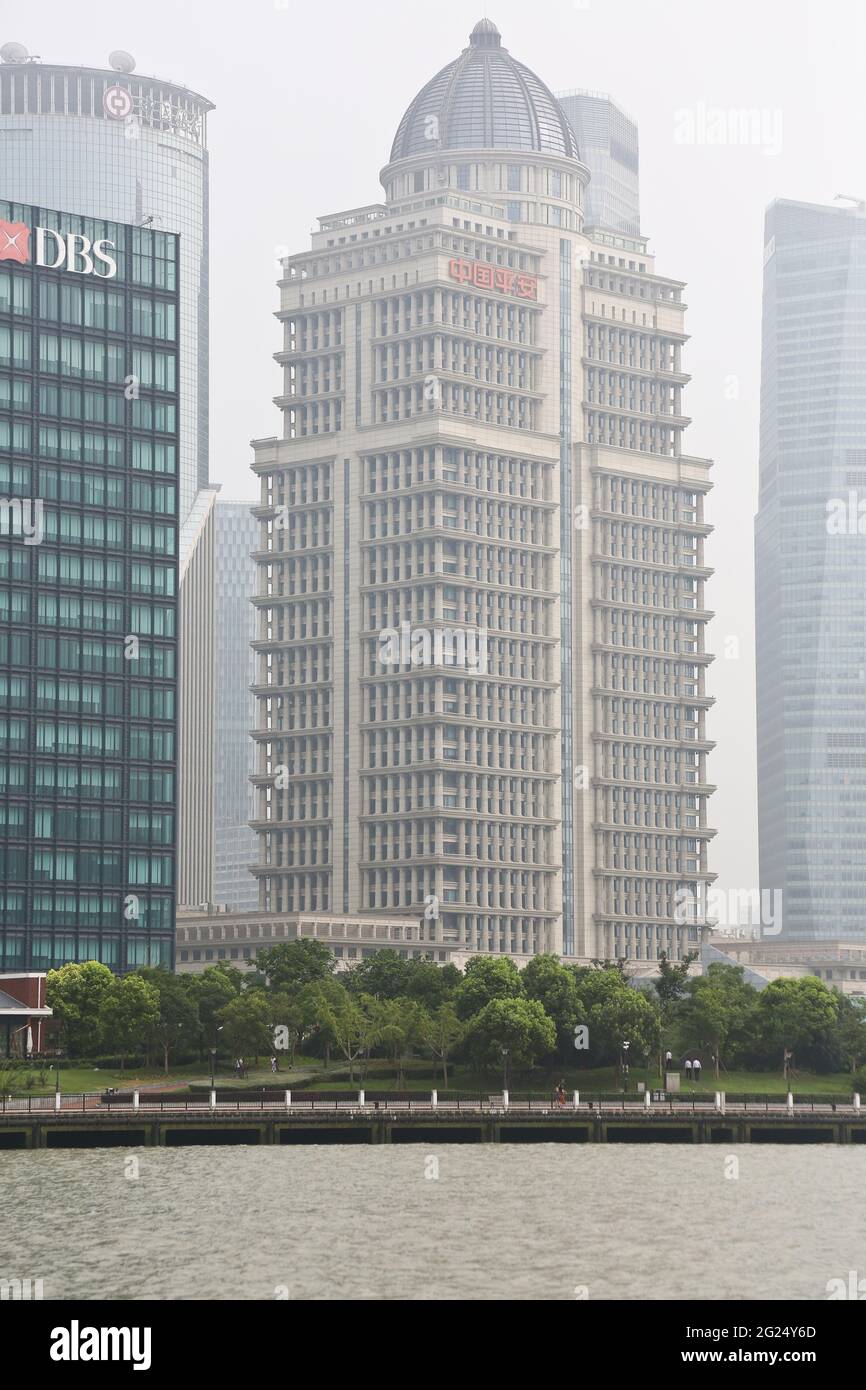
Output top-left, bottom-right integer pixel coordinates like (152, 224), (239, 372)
(250, 19), (715, 964)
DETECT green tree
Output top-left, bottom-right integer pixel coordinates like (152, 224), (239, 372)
(833, 994), (866, 1076)
(654, 950), (699, 1075)
(403, 959), (462, 1010)
(249, 939), (336, 993)
(572, 966), (630, 1015)
(371, 997), (425, 1088)
(680, 963), (756, 1078)
(420, 1002), (464, 1088)
(758, 976), (840, 1077)
(316, 994), (379, 1085)
(270, 983), (326, 1067)
(454, 956), (524, 1021)
(217, 992), (274, 1067)
(522, 954), (584, 1056)
(138, 969), (200, 1073)
(577, 972), (660, 1071)
(655, 951), (699, 1011)
(101, 974), (160, 1070)
(301, 976), (350, 1068)
(587, 957), (632, 979)
(190, 965), (244, 1053)
(344, 949), (409, 1000)
(465, 998), (556, 1086)
(45, 961), (116, 1058)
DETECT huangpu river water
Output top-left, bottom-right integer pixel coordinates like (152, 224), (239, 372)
(4, 1145), (865, 1300)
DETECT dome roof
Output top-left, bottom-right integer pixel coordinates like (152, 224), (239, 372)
(389, 19), (579, 163)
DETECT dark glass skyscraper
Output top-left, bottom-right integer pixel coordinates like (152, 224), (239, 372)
(0, 47), (217, 918)
(756, 198), (866, 941)
(0, 199), (179, 972)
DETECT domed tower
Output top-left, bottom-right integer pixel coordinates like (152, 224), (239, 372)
(251, 18), (714, 972)
(382, 19), (589, 231)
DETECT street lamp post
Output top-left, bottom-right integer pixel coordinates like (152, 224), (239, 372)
(209, 1025), (223, 1089)
(501, 1047), (509, 1096)
(621, 1040), (630, 1093)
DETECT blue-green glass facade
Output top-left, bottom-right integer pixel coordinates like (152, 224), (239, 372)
(0, 200), (179, 972)
(756, 199), (866, 940)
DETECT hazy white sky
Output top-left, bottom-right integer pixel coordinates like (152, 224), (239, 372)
(14, 0), (866, 907)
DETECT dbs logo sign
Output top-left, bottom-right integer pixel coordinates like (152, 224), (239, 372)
(0, 218), (117, 278)
(0, 220), (30, 264)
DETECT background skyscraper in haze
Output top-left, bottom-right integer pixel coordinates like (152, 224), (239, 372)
(556, 91), (640, 238)
(756, 197), (866, 941)
(213, 500), (258, 912)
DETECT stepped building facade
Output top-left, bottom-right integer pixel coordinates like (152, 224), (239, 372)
(250, 20), (715, 962)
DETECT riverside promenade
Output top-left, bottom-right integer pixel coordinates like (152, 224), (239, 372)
(2, 1091), (866, 1147)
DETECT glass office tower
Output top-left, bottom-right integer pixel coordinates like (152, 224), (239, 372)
(756, 198), (866, 941)
(0, 49), (218, 916)
(0, 199), (179, 972)
(556, 91), (640, 237)
(0, 51), (212, 525)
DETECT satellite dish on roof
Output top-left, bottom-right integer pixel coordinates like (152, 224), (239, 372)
(0, 42), (29, 64)
(109, 50), (136, 73)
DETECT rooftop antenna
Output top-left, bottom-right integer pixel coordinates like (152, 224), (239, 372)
(0, 42), (37, 64)
(109, 50), (136, 74)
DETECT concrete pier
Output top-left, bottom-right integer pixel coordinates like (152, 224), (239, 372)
(1, 1098), (864, 1148)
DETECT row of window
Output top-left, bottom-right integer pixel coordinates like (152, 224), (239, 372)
(0, 433), (177, 478)
(0, 674), (174, 718)
(0, 632), (174, 679)
(0, 937), (174, 970)
(0, 591), (175, 635)
(0, 717), (174, 759)
(0, 762), (174, 802)
(0, 273), (176, 338)
(0, 845), (173, 885)
(0, 804), (173, 844)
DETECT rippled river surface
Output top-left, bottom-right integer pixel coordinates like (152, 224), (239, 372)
(4, 1146), (865, 1300)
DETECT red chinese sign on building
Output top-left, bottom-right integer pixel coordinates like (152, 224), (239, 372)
(448, 257), (538, 300)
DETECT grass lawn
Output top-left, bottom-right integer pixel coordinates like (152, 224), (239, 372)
(4, 1056), (321, 1097)
(290, 1062), (861, 1097)
(5, 1056), (859, 1098)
